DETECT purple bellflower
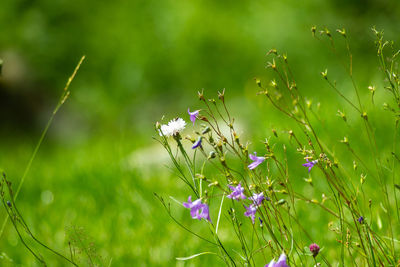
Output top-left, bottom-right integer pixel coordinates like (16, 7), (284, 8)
(192, 137), (202, 149)
(183, 196), (211, 222)
(244, 192), (265, 224)
(302, 158), (318, 172)
(358, 216), (364, 224)
(188, 108), (200, 125)
(248, 152), (265, 170)
(244, 204), (258, 224)
(265, 253), (290, 267)
(227, 183), (246, 201)
(249, 192), (265, 206)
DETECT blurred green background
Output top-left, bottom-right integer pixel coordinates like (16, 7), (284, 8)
(0, 0), (399, 265)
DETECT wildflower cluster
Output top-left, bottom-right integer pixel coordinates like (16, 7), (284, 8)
(154, 27), (400, 266)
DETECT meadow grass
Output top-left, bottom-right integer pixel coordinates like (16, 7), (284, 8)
(0, 27), (399, 266)
(153, 27), (399, 266)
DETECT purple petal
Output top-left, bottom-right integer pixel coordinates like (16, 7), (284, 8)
(200, 203), (211, 222)
(276, 253), (289, 267)
(190, 206), (200, 220)
(248, 161), (260, 170)
(188, 108), (199, 125)
(265, 259), (276, 267)
(244, 204), (257, 224)
(192, 137), (202, 149)
(248, 152), (265, 170)
(249, 152), (258, 161)
(183, 196), (193, 208)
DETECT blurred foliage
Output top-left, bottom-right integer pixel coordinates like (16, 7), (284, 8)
(0, 0), (399, 135)
(0, 0), (399, 265)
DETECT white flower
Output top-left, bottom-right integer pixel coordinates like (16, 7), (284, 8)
(159, 118), (186, 137)
(160, 124), (172, 136)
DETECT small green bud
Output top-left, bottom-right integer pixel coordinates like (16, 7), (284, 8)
(208, 181), (219, 187)
(324, 28), (331, 37)
(268, 59), (276, 69)
(218, 89), (225, 102)
(276, 199), (286, 205)
(198, 90), (205, 100)
(201, 126), (211, 134)
(272, 129), (278, 137)
(288, 130), (294, 140)
(208, 151), (216, 159)
(361, 112), (368, 120)
(321, 69), (328, 79)
(368, 85), (375, 93)
(353, 161), (357, 171)
(360, 173), (366, 184)
(337, 110), (347, 122)
(255, 78), (262, 88)
(336, 28), (346, 37)
(306, 99), (312, 109)
(267, 48), (277, 55)
(340, 136), (349, 145)
(195, 173), (206, 180)
(311, 26), (316, 36)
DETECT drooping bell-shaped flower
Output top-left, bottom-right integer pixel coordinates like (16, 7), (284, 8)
(183, 196), (211, 222)
(188, 108), (200, 125)
(227, 183), (246, 201)
(248, 152), (265, 170)
(265, 253), (290, 267)
(302, 158), (318, 172)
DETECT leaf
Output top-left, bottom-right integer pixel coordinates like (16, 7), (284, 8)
(394, 184), (400, 191)
(176, 251), (217, 261)
(215, 193), (225, 234)
(380, 202), (388, 213)
(169, 196), (182, 205)
(377, 214), (382, 230)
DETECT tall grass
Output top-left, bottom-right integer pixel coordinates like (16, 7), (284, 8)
(155, 27), (399, 266)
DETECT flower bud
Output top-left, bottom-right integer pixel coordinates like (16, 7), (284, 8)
(336, 28), (346, 37)
(267, 48), (277, 55)
(272, 129), (278, 137)
(361, 111), (368, 120)
(309, 243), (320, 257)
(360, 173), (366, 184)
(311, 26), (316, 36)
(218, 89), (225, 102)
(198, 90), (205, 100)
(320, 69), (328, 79)
(255, 78), (262, 88)
(208, 151), (216, 159)
(201, 126), (211, 134)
